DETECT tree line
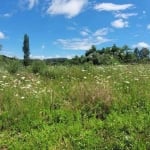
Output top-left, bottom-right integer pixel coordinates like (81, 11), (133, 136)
(1, 34), (150, 66)
(21, 34), (150, 65)
(70, 44), (150, 65)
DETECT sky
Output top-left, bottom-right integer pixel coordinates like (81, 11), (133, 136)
(0, 0), (150, 59)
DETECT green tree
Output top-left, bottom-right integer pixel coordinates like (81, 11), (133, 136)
(85, 45), (96, 56)
(71, 55), (81, 65)
(111, 44), (119, 56)
(122, 45), (130, 53)
(23, 34), (30, 66)
(140, 48), (149, 59)
(117, 45), (130, 62)
(91, 52), (100, 65)
(134, 47), (140, 61)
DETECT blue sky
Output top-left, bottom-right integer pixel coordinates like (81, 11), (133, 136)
(0, 0), (150, 59)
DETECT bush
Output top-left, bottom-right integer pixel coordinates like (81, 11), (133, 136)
(31, 61), (47, 74)
(7, 60), (20, 74)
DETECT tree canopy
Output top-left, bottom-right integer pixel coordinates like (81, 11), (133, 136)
(70, 44), (150, 65)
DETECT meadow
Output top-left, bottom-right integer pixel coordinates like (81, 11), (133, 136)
(0, 60), (150, 149)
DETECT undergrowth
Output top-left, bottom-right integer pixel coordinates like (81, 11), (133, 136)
(0, 63), (150, 149)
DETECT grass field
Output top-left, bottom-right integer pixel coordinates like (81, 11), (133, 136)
(0, 63), (150, 149)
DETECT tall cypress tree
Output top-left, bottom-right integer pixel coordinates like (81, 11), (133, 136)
(23, 34), (30, 66)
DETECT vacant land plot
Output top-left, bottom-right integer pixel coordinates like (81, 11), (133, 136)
(0, 64), (150, 149)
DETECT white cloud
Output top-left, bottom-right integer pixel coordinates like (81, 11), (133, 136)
(80, 27), (91, 36)
(111, 19), (128, 28)
(94, 3), (133, 12)
(30, 55), (46, 60)
(56, 38), (89, 50)
(0, 13), (12, 18)
(28, 0), (38, 9)
(80, 31), (89, 36)
(20, 0), (38, 9)
(114, 13), (137, 19)
(56, 37), (110, 50)
(30, 54), (73, 59)
(0, 32), (5, 39)
(66, 55), (74, 59)
(80, 27), (110, 37)
(30, 55), (60, 60)
(47, 0), (88, 18)
(55, 27), (111, 50)
(133, 42), (150, 49)
(147, 24), (150, 30)
(93, 28), (109, 36)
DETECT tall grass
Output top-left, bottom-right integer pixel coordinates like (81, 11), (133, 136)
(0, 63), (150, 149)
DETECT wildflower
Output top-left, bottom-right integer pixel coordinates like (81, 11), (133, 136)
(26, 84), (32, 88)
(81, 69), (86, 72)
(21, 96), (25, 99)
(96, 81), (100, 84)
(25, 80), (30, 82)
(2, 75), (7, 79)
(112, 68), (117, 70)
(124, 81), (130, 84)
(83, 76), (87, 79)
(134, 78), (139, 81)
(21, 87), (26, 89)
(36, 81), (40, 84)
(107, 76), (111, 79)
(21, 76), (25, 80)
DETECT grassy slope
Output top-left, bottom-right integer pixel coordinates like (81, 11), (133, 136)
(0, 64), (150, 149)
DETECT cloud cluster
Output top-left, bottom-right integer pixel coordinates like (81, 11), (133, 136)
(94, 2), (136, 29)
(47, 0), (88, 18)
(4, 1), (149, 54)
(56, 28), (111, 50)
(133, 42), (150, 49)
(28, 0), (38, 9)
(114, 13), (137, 19)
(20, 0), (38, 10)
(111, 19), (128, 28)
(18, 1), (137, 22)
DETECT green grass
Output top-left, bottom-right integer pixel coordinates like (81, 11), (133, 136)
(0, 64), (150, 149)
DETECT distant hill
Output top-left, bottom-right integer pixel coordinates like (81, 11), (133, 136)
(45, 58), (68, 64)
(0, 55), (19, 62)
(0, 55), (68, 65)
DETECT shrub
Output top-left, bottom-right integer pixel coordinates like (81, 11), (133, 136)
(7, 60), (20, 74)
(69, 82), (113, 120)
(31, 61), (47, 74)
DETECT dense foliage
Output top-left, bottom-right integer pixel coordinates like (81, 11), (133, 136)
(70, 45), (150, 65)
(0, 58), (150, 149)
